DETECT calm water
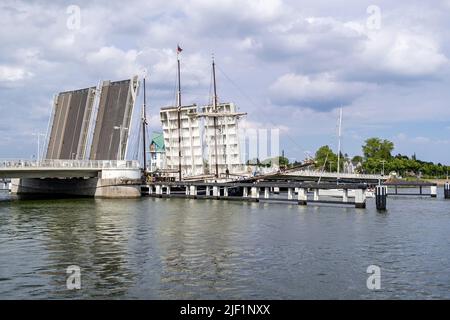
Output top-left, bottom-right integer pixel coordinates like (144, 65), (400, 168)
(1, 190), (450, 299)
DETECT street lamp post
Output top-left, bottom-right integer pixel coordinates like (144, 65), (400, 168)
(113, 125), (128, 161)
(32, 133), (46, 164)
(380, 160), (386, 176)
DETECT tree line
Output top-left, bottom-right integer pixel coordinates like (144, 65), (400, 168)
(314, 137), (450, 179)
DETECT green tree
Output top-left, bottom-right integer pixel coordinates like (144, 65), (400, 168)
(315, 145), (338, 172)
(352, 155), (363, 164)
(362, 138), (394, 160)
(278, 156), (290, 167)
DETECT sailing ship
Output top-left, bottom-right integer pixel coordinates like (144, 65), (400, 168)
(157, 47), (246, 182)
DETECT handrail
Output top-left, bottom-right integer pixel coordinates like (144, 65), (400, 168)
(284, 169), (385, 180)
(0, 159), (141, 169)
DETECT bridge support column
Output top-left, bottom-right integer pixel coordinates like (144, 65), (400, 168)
(213, 186), (219, 198)
(156, 185), (162, 196)
(430, 186), (437, 198)
(343, 189), (348, 203)
(313, 189), (319, 201)
(264, 187), (270, 199)
(223, 187), (228, 197)
(355, 189), (366, 208)
(185, 186), (190, 195)
(251, 187), (260, 200)
(243, 187), (248, 198)
(206, 186), (210, 196)
(190, 185), (197, 197)
(297, 188), (307, 205)
(287, 188), (293, 200)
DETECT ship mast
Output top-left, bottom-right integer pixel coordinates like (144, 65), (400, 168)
(177, 46), (182, 181)
(212, 55), (219, 179)
(186, 56), (247, 179)
(337, 107), (343, 184)
(142, 75), (147, 172)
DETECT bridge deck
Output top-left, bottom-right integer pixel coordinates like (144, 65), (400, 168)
(0, 160), (140, 179)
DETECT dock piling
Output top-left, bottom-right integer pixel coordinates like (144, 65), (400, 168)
(297, 188), (307, 205)
(342, 189), (348, 203)
(190, 185), (197, 197)
(445, 183), (450, 199)
(313, 189), (319, 201)
(264, 187), (269, 199)
(355, 189), (366, 208)
(251, 186), (260, 200)
(430, 186), (437, 198)
(375, 185), (387, 211)
(213, 186), (219, 197)
(287, 188), (293, 200)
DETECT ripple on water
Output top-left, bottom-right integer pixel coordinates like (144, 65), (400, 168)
(1, 194), (450, 299)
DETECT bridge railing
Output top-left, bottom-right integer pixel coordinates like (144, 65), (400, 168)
(284, 169), (385, 180)
(0, 159), (141, 169)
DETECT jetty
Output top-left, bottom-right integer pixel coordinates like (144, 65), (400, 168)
(142, 181), (369, 208)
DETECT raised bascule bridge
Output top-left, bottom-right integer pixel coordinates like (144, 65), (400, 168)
(1, 76), (143, 198)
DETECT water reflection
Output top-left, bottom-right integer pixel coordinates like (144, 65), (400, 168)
(1, 192), (450, 299)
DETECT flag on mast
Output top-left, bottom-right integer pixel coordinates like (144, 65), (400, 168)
(177, 44), (183, 54)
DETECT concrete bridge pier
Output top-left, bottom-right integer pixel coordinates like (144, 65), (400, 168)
(355, 189), (366, 208)
(251, 186), (260, 201)
(189, 185), (197, 198)
(264, 187), (270, 199)
(297, 188), (307, 205)
(430, 186), (437, 198)
(11, 168), (142, 198)
(343, 189), (349, 203)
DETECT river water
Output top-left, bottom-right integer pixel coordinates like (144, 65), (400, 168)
(0, 190), (449, 299)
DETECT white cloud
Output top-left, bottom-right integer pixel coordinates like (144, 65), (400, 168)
(85, 46), (142, 78)
(1, 0), (450, 162)
(0, 65), (33, 82)
(358, 30), (448, 78)
(269, 72), (373, 109)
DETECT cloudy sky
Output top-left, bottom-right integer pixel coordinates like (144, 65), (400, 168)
(1, 0), (450, 163)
